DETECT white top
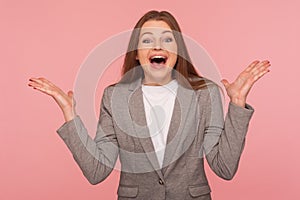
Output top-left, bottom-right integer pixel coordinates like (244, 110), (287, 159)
(141, 79), (178, 168)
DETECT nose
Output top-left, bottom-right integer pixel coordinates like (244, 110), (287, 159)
(153, 40), (162, 50)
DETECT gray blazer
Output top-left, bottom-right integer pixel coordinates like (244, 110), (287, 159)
(57, 77), (254, 200)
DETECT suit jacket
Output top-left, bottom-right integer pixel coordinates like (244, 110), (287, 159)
(57, 77), (254, 200)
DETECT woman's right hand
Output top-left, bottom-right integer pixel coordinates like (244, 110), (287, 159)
(28, 77), (76, 122)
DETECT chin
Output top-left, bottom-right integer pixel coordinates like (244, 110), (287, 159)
(143, 67), (173, 84)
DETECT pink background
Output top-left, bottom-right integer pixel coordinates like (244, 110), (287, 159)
(1, 0), (300, 199)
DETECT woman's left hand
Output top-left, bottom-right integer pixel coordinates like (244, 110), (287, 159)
(221, 60), (271, 108)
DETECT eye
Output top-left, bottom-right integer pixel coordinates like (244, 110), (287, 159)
(163, 37), (173, 43)
(142, 38), (153, 44)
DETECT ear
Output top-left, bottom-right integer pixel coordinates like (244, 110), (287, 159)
(136, 54), (139, 60)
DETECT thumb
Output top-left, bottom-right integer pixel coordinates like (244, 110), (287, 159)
(221, 79), (230, 89)
(67, 90), (76, 106)
(67, 90), (74, 98)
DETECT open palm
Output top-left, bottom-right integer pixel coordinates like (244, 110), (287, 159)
(28, 77), (76, 121)
(221, 60), (271, 107)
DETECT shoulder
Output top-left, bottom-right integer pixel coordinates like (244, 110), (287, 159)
(102, 81), (132, 102)
(189, 78), (224, 114)
(191, 77), (222, 97)
(103, 83), (116, 95)
(101, 83), (119, 106)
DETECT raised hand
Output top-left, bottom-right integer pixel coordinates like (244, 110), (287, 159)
(221, 60), (271, 108)
(28, 77), (76, 122)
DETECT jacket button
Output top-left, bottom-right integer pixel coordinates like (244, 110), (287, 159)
(158, 179), (164, 185)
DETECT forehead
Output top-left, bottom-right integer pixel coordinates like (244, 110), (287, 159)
(140, 20), (173, 35)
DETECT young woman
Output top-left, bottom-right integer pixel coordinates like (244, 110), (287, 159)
(28, 10), (270, 200)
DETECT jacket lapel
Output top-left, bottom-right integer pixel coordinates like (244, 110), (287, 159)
(161, 83), (196, 177)
(127, 78), (165, 181)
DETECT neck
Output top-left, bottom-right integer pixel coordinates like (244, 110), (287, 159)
(142, 76), (173, 86)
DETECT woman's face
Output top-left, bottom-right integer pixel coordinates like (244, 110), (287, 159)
(136, 20), (178, 85)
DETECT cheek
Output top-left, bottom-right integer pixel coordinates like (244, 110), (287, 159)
(169, 45), (178, 64)
(137, 49), (149, 62)
(163, 43), (177, 54)
(168, 53), (178, 66)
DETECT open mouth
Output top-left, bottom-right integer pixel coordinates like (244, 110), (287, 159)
(149, 55), (167, 65)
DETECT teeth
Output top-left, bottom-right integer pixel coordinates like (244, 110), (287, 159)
(150, 55), (166, 59)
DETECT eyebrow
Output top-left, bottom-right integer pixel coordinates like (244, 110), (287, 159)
(140, 30), (173, 37)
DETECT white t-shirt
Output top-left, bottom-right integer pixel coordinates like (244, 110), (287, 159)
(141, 79), (178, 168)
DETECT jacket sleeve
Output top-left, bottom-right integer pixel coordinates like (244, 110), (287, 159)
(203, 84), (254, 180)
(56, 87), (119, 185)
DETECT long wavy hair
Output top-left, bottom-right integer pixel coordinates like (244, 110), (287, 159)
(120, 10), (210, 90)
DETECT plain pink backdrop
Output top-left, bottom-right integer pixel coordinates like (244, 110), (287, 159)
(1, 0), (299, 199)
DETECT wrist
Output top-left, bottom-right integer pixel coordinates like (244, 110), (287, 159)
(231, 97), (246, 108)
(62, 107), (76, 122)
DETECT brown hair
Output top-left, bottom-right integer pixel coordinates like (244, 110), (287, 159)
(121, 10), (210, 90)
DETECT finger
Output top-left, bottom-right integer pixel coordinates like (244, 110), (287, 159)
(253, 68), (270, 82)
(29, 77), (40, 83)
(221, 79), (230, 89)
(245, 60), (270, 73)
(254, 60), (269, 68)
(28, 82), (43, 88)
(28, 81), (55, 96)
(245, 60), (260, 72)
(29, 84), (49, 94)
(30, 78), (59, 93)
(28, 82), (46, 91)
(29, 77), (53, 86)
(251, 62), (271, 77)
(256, 60), (270, 69)
(28, 80), (46, 90)
(249, 61), (270, 76)
(38, 77), (56, 87)
(257, 63), (271, 73)
(29, 77), (46, 85)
